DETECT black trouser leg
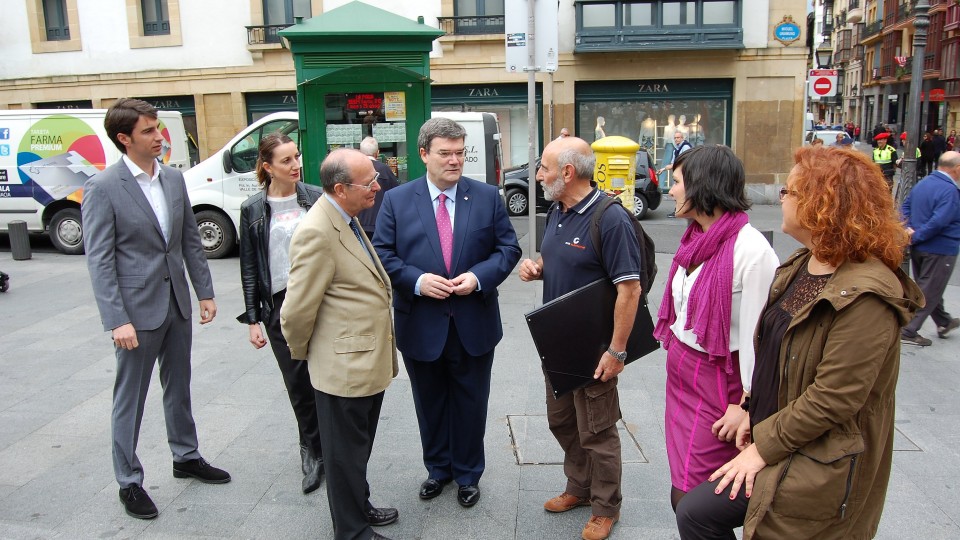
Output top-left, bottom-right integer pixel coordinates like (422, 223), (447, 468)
(675, 478), (747, 540)
(266, 290), (323, 455)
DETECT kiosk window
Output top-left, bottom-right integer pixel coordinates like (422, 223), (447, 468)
(324, 92), (409, 183)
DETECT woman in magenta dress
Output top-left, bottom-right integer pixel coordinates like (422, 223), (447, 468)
(655, 145), (778, 511)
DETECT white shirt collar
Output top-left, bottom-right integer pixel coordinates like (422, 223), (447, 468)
(426, 176), (457, 202)
(122, 154), (159, 182)
(324, 193), (353, 224)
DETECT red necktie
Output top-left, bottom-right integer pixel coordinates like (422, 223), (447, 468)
(437, 193), (453, 273)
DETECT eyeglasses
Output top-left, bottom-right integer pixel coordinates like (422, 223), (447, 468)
(779, 187), (797, 201)
(434, 149), (466, 160)
(345, 172), (380, 190)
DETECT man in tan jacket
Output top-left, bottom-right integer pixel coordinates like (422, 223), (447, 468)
(281, 148), (399, 540)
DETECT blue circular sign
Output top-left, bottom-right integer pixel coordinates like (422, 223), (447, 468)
(774, 22), (801, 43)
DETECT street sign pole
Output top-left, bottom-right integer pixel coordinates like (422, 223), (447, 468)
(526, 0), (537, 258)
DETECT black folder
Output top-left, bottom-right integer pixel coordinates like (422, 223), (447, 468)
(525, 278), (660, 398)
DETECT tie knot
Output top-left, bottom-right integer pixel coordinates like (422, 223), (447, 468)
(439, 193), (447, 204)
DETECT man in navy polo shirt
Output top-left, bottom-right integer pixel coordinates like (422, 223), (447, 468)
(519, 136), (642, 540)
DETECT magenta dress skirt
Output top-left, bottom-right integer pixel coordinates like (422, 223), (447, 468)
(664, 335), (742, 492)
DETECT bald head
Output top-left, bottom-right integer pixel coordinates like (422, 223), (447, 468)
(543, 136), (594, 182)
(938, 151), (960, 181)
(320, 148), (368, 194)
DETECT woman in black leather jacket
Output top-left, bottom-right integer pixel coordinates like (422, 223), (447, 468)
(236, 133), (324, 494)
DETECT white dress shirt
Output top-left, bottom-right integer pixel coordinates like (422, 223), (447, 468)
(123, 155), (169, 244)
(668, 224), (779, 392)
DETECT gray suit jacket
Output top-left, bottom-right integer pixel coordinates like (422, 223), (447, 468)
(83, 160), (214, 332)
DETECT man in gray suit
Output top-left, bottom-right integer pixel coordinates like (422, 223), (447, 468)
(83, 98), (230, 520)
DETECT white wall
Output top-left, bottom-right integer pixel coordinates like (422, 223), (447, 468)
(0, 0), (255, 80)
(743, 0), (772, 48)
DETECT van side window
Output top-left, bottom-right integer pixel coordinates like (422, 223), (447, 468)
(228, 119), (300, 173)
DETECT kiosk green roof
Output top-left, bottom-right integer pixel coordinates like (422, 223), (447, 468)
(278, 1), (443, 46)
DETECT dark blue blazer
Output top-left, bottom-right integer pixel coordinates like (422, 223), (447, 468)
(373, 176), (521, 361)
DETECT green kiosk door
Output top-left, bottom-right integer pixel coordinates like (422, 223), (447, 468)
(279, 2), (442, 185)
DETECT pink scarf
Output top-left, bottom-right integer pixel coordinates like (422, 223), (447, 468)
(653, 211), (749, 374)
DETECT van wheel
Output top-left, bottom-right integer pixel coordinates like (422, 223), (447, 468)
(195, 210), (235, 259)
(49, 208), (85, 255)
(633, 194), (649, 220)
(506, 189), (528, 216)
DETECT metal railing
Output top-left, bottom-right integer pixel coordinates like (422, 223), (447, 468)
(246, 25), (289, 45)
(863, 19), (883, 38)
(437, 15), (505, 36)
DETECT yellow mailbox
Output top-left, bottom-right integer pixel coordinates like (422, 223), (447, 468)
(591, 136), (640, 214)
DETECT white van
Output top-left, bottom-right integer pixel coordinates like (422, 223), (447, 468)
(184, 110), (503, 258)
(0, 109), (190, 254)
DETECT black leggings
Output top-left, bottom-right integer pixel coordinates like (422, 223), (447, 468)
(675, 478), (749, 540)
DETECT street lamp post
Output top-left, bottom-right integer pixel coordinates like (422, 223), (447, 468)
(897, 0), (931, 209)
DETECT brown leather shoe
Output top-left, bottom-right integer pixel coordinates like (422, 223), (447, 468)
(581, 512), (619, 540)
(543, 492), (590, 513)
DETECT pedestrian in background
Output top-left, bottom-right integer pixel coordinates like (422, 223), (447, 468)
(357, 136), (399, 238)
(900, 150), (960, 346)
(676, 145), (922, 540)
(655, 145), (778, 513)
(519, 136), (643, 540)
(873, 132), (898, 189)
(237, 133), (324, 494)
(83, 98), (230, 520)
(281, 149), (399, 540)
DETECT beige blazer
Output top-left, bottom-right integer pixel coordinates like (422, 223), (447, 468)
(280, 197), (398, 398)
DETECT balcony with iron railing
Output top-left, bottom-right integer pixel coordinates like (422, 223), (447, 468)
(246, 25), (288, 45)
(863, 19), (883, 38)
(437, 15), (505, 36)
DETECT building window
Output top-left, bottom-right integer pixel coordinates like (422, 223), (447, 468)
(263, 0), (312, 26)
(576, 0), (742, 52)
(142, 0), (169, 35)
(43, 0), (69, 40)
(440, 0), (505, 35)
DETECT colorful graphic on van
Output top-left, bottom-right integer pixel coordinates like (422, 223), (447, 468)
(158, 120), (173, 164)
(17, 115), (106, 206)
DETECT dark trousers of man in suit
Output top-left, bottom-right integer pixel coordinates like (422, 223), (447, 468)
(315, 390), (384, 540)
(112, 291), (200, 488)
(405, 321), (494, 486)
(265, 289), (322, 454)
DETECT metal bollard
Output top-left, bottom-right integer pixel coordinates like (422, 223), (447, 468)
(9, 220), (31, 260)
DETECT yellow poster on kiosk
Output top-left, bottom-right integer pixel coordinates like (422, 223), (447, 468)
(591, 136), (640, 214)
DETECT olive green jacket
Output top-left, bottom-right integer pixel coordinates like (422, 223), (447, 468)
(744, 249), (923, 540)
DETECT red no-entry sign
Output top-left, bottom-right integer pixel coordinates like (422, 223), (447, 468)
(808, 69), (838, 98)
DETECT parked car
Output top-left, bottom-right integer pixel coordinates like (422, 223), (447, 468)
(502, 150), (661, 219)
(805, 130), (849, 145)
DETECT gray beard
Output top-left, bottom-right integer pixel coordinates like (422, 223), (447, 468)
(543, 180), (564, 201)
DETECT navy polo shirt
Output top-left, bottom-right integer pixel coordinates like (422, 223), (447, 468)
(541, 188), (642, 303)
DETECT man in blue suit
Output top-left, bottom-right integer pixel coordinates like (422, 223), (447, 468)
(373, 117), (521, 508)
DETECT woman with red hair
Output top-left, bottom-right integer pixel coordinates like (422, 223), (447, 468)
(675, 146), (923, 539)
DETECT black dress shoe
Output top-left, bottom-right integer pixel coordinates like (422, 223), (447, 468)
(300, 445), (324, 494)
(119, 485), (158, 519)
(419, 478), (451, 500)
(370, 533), (393, 540)
(457, 484), (481, 507)
(366, 506), (399, 526)
(173, 458), (231, 484)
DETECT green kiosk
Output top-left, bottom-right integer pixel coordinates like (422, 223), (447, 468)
(278, 2), (443, 185)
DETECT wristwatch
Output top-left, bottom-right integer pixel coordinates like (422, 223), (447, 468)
(606, 347), (628, 363)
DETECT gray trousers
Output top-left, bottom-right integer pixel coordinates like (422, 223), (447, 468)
(112, 294), (200, 488)
(904, 250), (957, 336)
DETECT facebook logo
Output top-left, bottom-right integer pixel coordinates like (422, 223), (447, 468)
(0, 145), (9, 157)
(0, 128), (9, 140)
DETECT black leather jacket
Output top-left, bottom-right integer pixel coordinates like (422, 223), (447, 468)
(236, 182), (324, 324)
